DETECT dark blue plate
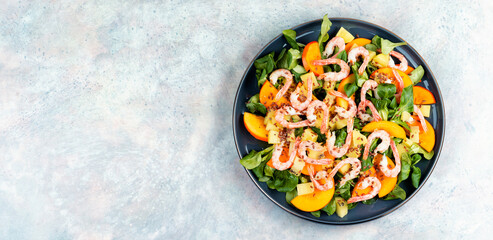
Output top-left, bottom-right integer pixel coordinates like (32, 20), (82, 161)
(232, 18), (445, 224)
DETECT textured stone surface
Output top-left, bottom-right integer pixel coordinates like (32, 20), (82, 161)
(0, 0), (492, 239)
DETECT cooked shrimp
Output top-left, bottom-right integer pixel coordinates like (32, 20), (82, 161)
(271, 139), (300, 170)
(357, 103), (372, 122)
(307, 165), (334, 191)
(414, 105), (428, 132)
(306, 100), (329, 134)
(326, 127), (353, 158)
(271, 142), (287, 170)
(298, 140), (334, 165)
(357, 80), (381, 122)
(392, 68), (404, 103)
(269, 69), (293, 101)
(357, 100), (382, 122)
(388, 51), (408, 72)
(348, 46), (370, 75)
(360, 80), (378, 103)
(347, 177), (381, 203)
(363, 130), (391, 160)
(275, 106), (311, 129)
(323, 36), (345, 59)
(312, 58), (350, 82)
(378, 140), (401, 177)
(329, 158), (361, 187)
(323, 92), (336, 107)
(334, 106), (353, 119)
(346, 116), (354, 133)
(290, 75), (313, 111)
(328, 90), (357, 119)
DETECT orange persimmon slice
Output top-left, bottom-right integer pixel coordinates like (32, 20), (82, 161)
(345, 38), (372, 53)
(302, 41), (324, 76)
(259, 80), (290, 108)
(243, 112), (268, 142)
(413, 86), (436, 105)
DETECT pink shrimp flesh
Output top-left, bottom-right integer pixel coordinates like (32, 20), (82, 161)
(392, 68), (404, 103)
(328, 90), (357, 118)
(312, 58), (350, 82)
(328, 158), (362, 186)
(363, 130), (391, 160)
(347, 177), (381, 203)
(275, 106), (311, 129)
(271, 142), (287, 170)
(357, 101), (373, 122)
(324, 93), (354, 159)
(346, 117), (354, 133)
(360, 80), (378, 103)
(357, 80), (380, 122)
(298, 140), (333, 165)
(414, 105), (428, 132)
(378, 140), (401, 177)
(290, 75), (313, 111)
(388, 51), (408, 72)
(272, 140), (299, 170)
(357, 100), (382, 122)
(269, 69), (293, 101)
(326, 129), (353, 158)
(366, 101), (382, 121)
(323, 36), (345, 59)
(334, 106), (353, 119)
(308, 165), (334, 191)
(348, 46), (370, 75)
(306, 100), (329, 134)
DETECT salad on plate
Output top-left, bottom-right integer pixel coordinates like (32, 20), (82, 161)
(240, 15), (436, 218)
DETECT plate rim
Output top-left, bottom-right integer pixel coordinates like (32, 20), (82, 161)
(232, 17), (446, 224)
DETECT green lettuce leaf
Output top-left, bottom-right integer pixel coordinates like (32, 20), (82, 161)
(277, 49), (301, 70)
(371, 35), (382, 49)
(318, 14), (332, 53)
(409, 65), (425, 85)
(408, 143), (434, 160)
(240, 146), (274, 170)
(311, 211), (321, 217)
(376, 83), (397, 99)
(364, 43), (378, 52)
(282, 29), (299, 50)
(371, 35), (407, 55)
(391, 118), (411, 131)
(383, 184), (406, 200)
(254, 52), (276, 86)
(246, 94), (267, 115)
(381, 39), (406, 55)
(285, 188), (297, 205)
(321, 197), (337, 216)
(240, 150), (262, 170)
(272, 170), (299, 192)
(344, 82), (358, 97)
(391, 85), (413, 120)
(411, 165), (421, 188)
(398, 152), (411, 183)
(335, 180), (353, 200)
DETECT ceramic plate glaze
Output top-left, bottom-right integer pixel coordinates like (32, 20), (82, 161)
(232, 18), (445, 224)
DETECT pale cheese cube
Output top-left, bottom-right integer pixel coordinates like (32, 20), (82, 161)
(335, 118), (348, 130)
(335, 27), (355, 43)
(301, 128), (318, 142)
(418, 105), (431, 117)
(268, 130), (281, 144)
(410, 126), (420, 143)
(297, 182), (315, 196)
(290, 156), (305, 176)
(352, 130), (368, 146)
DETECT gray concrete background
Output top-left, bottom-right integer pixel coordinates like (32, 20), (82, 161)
(0, 0), (492, 239)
